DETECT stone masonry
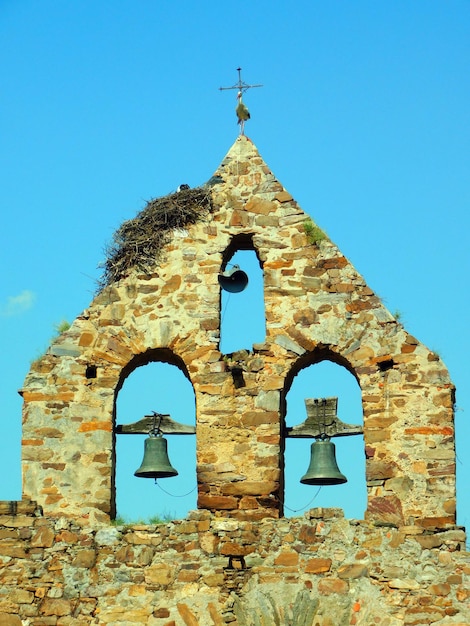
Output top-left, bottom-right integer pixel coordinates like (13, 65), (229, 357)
(0, 501), (468, 625)
(1, 136), (467, 624)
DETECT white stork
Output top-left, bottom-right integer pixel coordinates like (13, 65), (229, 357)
(236, 91), (250, 135)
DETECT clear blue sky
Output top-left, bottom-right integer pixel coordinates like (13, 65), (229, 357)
(1, 2), (468, 528)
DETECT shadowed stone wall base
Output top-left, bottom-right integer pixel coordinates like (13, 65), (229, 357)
(0, 502), (468, 625)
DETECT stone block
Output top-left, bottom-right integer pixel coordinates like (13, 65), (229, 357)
(49, 343), (82, 357)
(240, 410), (279, 427)
(221, 481), (277, 496)
(293, 308), (317, 326)
(416, 516), (456, 530)
(144, 563), (174, 585)
(366, 495), (404, 527)
(239, 496), (260, 510)
(275, 191), (293, 202)
(199, 532), (219, 554)
(31, 526), (55, 548)
(365, 429), (391, 443)
(428, 583), (451, 596)
(115, 545), (135, 563)
(7, 589), (34, 603)
(245, 197), (276, 214)
(255, 214), (280, 227)
(384, 476), (413, 499)
(274, 550), (299, 566)
(204, 573), (225, 588)
(318, 578), (348, 594)
(307, 508), (344, 519)
(388, 578), (420, 590)
(95, 527), (121, 546)
(366, 460), (398, 481)
(77, 421), (112, 433)
(273, 334), (306, 355)
(337, 563), (368, 579)
(254, 390), (280, 411)
(39, 598), (73, 616)
(220, 541), (253, 556)
(230, 210), (252, 226)
(0, 529), (18, 539)
(78, 331), (95, 346)
(0, 615), (22, 626)
(72, 549), (96, 568)
(197, 494), (238, 510)
(305, 558), (332, 573)
(160, 275), (182, 295)
(177, 603), (199, 626)
(177, 569), (200, 582)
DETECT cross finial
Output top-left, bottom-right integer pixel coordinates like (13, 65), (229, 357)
(219, 67), (263, 95)
(220, 68), (263, 135)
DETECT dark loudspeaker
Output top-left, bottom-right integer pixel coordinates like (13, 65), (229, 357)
(218, 265), (248, 293)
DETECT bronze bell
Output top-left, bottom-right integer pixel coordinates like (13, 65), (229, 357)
(300, 438), (347, 485)
(134, 434), (178, 479)
(218, 265), (249, 293)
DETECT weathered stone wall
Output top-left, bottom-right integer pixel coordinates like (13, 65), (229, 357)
(0, 502), (468, 625)
(19, 136), (456, 526)
(6, 135), (466, 625)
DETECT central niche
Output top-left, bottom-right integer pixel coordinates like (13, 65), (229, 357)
(114, 358), (196, 522)
(219, 244), (266, 354)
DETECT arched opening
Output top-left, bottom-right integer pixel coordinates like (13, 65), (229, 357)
(282, 358), (365, 519)
(114, 355), (196, 522)
(219, 236), (266, 354)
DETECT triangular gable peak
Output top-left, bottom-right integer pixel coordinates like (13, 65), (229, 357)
(20, 136), (456, 527)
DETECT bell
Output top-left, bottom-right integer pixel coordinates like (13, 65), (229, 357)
(134, 434), (178, 479)
(218, 265), (249, 293)
(300, 439), (347, 486)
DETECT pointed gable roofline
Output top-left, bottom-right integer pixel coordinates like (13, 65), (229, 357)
(19, 135), (456, 528)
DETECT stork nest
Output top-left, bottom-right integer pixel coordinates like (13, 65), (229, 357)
(99, 187), (213, 288)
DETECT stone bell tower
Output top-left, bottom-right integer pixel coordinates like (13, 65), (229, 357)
(20, 136), (457, 527)
(2, 135), (468, 625)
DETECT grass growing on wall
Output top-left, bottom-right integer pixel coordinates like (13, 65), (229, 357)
(303, 219), (327, 245)
(30, 320), (71, 364)
(112, 512), (175, 527)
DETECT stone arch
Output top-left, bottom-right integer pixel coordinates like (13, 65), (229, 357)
(219, 232), (261, 269)
(283, 347), (360, 393)
(113, 348), (196, 520)
(114, 347), (192, 397)
(281, 348), (365, 518)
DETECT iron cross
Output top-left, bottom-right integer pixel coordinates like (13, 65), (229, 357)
(219, 67), (263, 95)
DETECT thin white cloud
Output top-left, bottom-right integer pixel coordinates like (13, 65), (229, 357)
(0, 290), (36, 317)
